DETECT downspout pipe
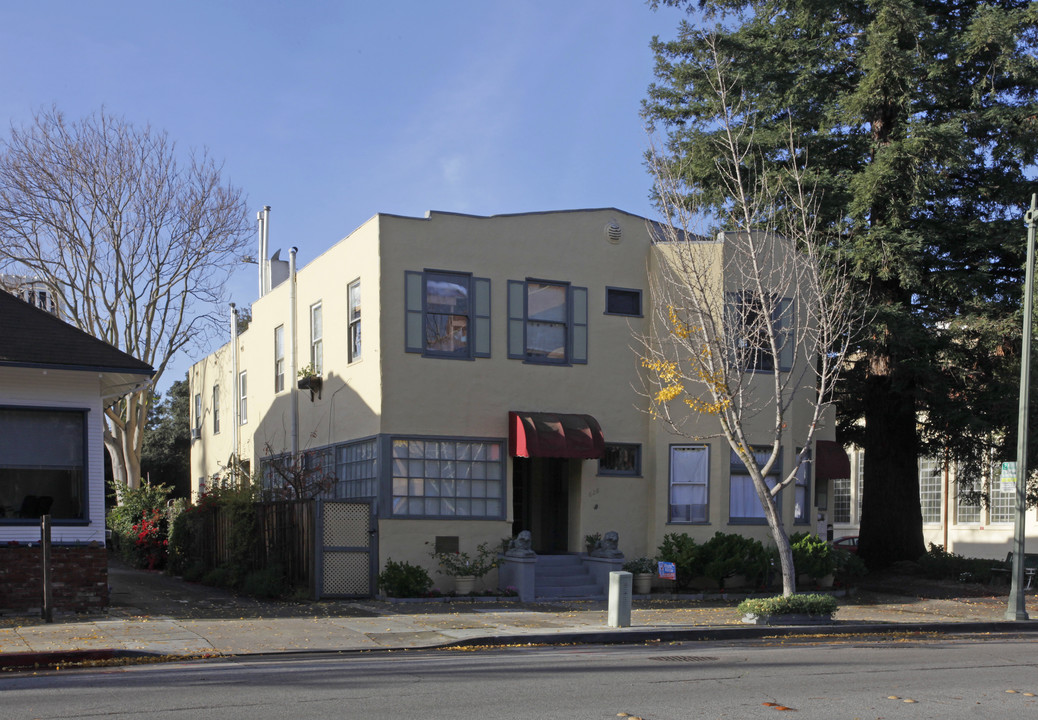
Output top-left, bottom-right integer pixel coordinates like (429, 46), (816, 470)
(289, 247), (299, 457)
(230, 302), (239, 486)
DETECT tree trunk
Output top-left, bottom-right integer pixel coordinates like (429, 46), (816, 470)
(858, 363), (926, 568)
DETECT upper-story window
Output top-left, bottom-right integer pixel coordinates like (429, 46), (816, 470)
(193, 393), (201, 436)
(212, 385), (220, 434)
(238, 371), (248, 425)
(507, 279), (587, 364)
(405, 270), (490, 359)
(729, 446), (781, 523)
(727, 291), (793, 372)
(274, 325), (285, 393)
(310, 302), (323, 374)
(605, 287), (642, 317)
(348, 280), (361, 362)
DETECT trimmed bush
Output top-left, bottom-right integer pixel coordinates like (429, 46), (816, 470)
(790, 532), (835, 581)
(737, 593), (838, 617)
(656, 533), (702, 590)
(701, 532), (769, 590)
(917, 543), (999, 584)
(832, 548), (867, 586)
(378, 559), (433, 598)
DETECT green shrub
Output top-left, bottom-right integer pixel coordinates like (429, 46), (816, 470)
(737, 593), (838, 617)
(378, 559), (433, 597)
(430, 542), (498, 578)
(623, 557), (657, 574)
(790, 532), (835, 580)
(832, 548), (867, 586)
(657, 533), (702, 590)
(241, 564), (288, 598)
(701, 532), (769, 590)
(917, 543), (998, 583)
(202, 566), (232, 587)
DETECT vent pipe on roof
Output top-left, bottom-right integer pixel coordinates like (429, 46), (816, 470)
(257, 206), (272, 298)
(289, 247), (298, 457)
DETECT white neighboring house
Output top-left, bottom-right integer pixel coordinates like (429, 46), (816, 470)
(0, 290), (153, 611)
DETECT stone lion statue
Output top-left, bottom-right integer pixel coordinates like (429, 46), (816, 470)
(590, 530), (623, 559)
(505, 530), (536, 558)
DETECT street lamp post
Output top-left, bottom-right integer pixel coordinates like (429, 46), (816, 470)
(1007, 193), (1038, 622)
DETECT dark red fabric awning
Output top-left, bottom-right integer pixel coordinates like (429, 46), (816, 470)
(816, 440), (851, 480)
(509, 411), (605, 459)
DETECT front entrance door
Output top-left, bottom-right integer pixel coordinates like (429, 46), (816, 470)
(512, 457), (569, 554)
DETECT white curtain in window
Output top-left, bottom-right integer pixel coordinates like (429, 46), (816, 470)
(670, 446), (708, 521)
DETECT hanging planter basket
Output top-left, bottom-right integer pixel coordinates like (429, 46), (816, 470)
(297, 375), (323, 400)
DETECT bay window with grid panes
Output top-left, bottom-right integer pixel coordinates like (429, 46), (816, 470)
(390, 438), (504, 518)
(919, 457), (943, 524)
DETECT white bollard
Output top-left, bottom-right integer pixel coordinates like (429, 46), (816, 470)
(608, 571), (632, 628)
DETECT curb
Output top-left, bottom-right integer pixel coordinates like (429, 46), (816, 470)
(0, 649), (161, 671)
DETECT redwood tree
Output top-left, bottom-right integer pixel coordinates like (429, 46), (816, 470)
(644, 0), (1038, 566)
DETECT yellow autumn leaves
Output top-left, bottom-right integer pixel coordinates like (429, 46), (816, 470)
(643, 307), (730, 416)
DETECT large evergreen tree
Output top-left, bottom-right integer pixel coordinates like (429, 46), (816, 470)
(644, 0), (1038, 567)
(140, 378), (191, 498)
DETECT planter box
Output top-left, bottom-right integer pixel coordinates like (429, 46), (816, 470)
(297, 375), (323, 399)
(741, 612), (833, 626)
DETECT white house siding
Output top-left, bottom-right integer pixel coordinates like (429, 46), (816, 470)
(0, 367), (107, 545)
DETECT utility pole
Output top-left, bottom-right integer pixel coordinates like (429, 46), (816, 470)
(1007, 193), (1037, 621)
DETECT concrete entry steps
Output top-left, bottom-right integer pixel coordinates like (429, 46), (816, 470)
(535, 554), (604, 599)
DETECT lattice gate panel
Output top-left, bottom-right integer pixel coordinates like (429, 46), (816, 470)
(318, 500), (374, 598)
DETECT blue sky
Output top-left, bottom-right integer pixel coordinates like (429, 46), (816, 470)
(0, 1), (686, 389)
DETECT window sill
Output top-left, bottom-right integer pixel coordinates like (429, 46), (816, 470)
(727, 518), (768, 525)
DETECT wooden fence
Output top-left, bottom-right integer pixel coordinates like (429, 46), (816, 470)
(184, 500), (316, 593)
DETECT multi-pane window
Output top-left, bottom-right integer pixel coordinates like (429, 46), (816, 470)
(956, 476), (981, 524)
(833, 477), (851, 524)
(405, 271), (490, 358)
(727, 291), (793, 372)
(669, 445), (709, 523)
(856, 451), (864, 520)
(274, 325), (285, 393)
(919, 457), (943, 524)
(193, 393), (201, 435)
(310, 302), (323, 374)
(599, 443), (641, 476)
(990, 469), (1016, 523)
(729, 447), (781, 522)
(334, 439), (378, 499)
(794, 451), (810, 524)
(0, 408), (86, 521)
(390, 438), (504, 518)
(507, 279), (588, 364)
(238, 371), (247, 425)
(605, 287), (642, 317)
(212, 385), (220, 434)
(348, 280), (361, 362)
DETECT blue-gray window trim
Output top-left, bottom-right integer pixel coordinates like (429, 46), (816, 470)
(0, 405), (90, 526)
(507, 278), (588, 365)
(405, 270), (490, 359)
(604, 286), (643, 317)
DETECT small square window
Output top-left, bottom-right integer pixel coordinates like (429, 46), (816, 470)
(599, 443), (641, 476)
(605, 287), (642, 317)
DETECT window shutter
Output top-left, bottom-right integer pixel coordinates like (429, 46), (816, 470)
(570, 286), (588, 364)
(507, 280), (525, 359)
(405, 271), (423, 353)
(473, 277), (491, 358)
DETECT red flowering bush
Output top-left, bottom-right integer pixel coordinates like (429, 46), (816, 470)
(131, 508), (169, 570)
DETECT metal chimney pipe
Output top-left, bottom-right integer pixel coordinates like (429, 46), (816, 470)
(262, 206), (272, 296)
(230, 302), (239, 486)
(256, 211), (265, 298)
(289, 247), (298, 456)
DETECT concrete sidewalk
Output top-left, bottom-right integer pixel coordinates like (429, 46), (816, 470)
(2, 562), (1038, 670)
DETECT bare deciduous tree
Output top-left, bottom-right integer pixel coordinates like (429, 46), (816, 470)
(638, 35), (860, 596)
(0, 108), (251, 501)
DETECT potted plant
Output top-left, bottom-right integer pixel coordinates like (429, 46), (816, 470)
(297, 363), (322, 399)
(431, 542), (498, 595)
(623, 557), (657, 594)
(584, 532), (602, 555)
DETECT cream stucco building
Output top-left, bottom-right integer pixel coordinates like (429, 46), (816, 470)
(189, 208), (845, 592)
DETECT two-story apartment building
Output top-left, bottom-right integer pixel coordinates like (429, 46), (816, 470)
(189, 208), (844, 588)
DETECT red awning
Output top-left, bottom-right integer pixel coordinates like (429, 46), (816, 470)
(816, 440), (851, 480)
(509, 411), (605, 459)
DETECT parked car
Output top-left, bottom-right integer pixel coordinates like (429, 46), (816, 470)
(832, 535), (858, 554)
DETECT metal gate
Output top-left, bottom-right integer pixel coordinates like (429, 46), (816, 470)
(315, 499), (376, 598)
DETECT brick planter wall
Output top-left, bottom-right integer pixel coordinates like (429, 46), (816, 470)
(0, 544), (109, 614)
